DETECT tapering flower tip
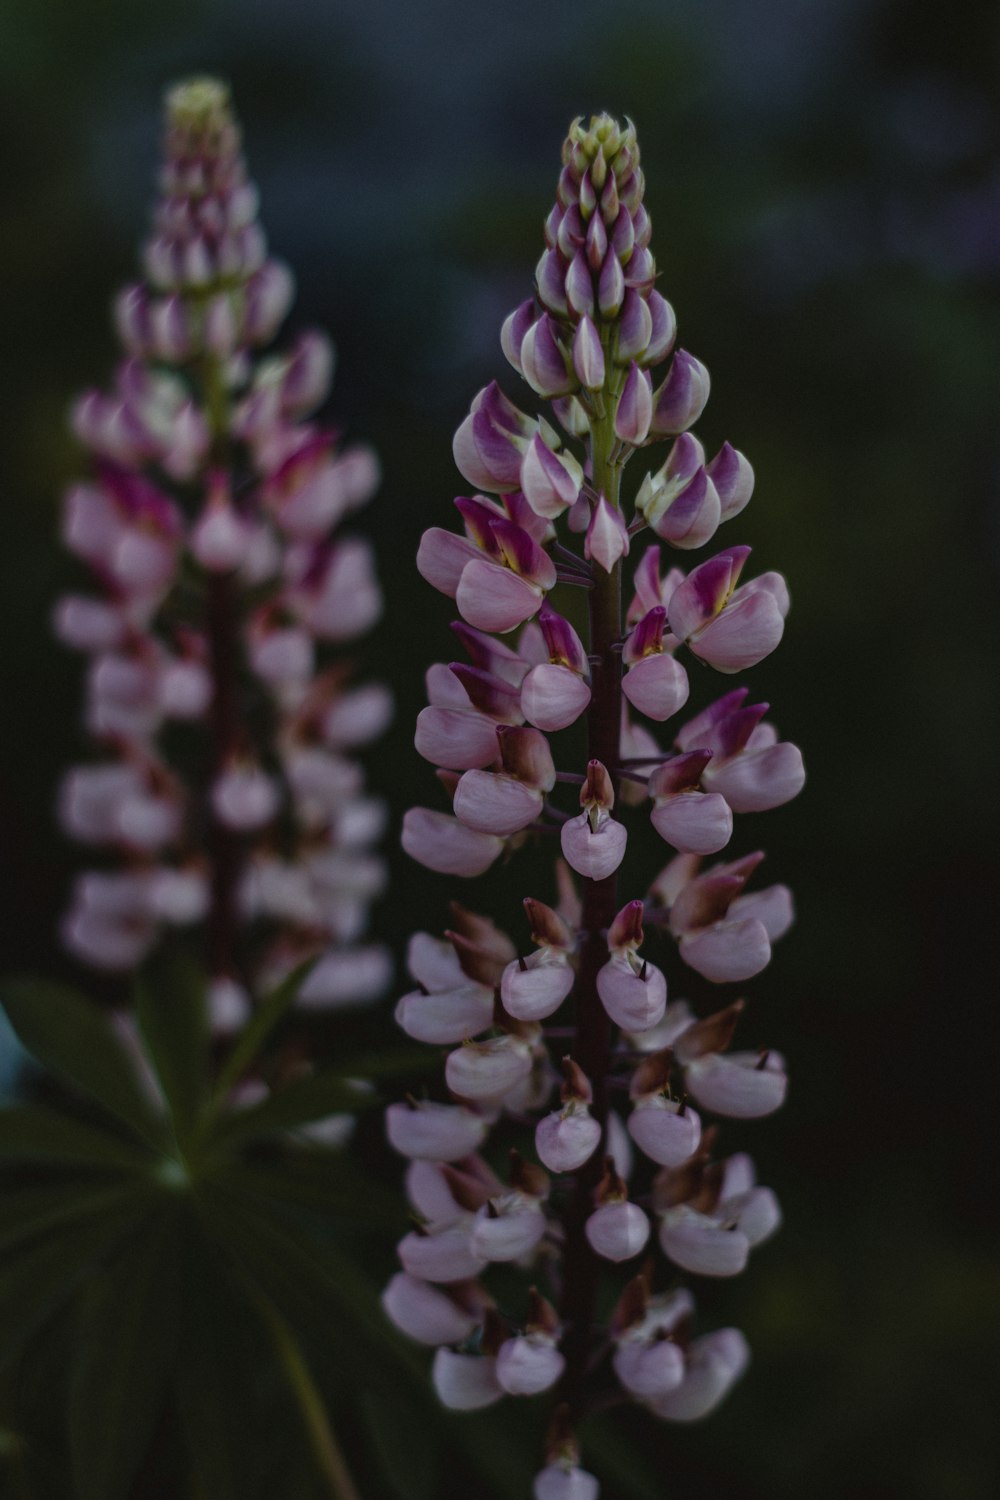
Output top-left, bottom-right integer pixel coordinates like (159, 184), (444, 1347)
(497, 1320), (566, 1395)
(521, 315), (577, 398)
(521, 434), (582, 519)
(452, 382), (533, 493)
(614, 362), (653, 445)
(243, 259), (295, 344)
(445, 1034), (534, 1104)
(615, 289), (653, 364)
(585, 1194), (650, 1263)
(706, 443), (755, 522)
(382, 1273), (483, 1347)
(385, 1098), (488, 1161)
(584, 495), (630, 573)
(685, 1049), (787, 1119)
(643, 291), (678, 366)
(648, 350), (711, 439)
(649, 752), (733, 856)
(572, 315), (605, 390)
(651, 1328), (750, 1422)
(533, 1464), (600, 1500)
(432, 1349), (503, 1411)
(501, 298), (536, 373)
(211, 762), (280, 831)
(401, 808), (503, 877)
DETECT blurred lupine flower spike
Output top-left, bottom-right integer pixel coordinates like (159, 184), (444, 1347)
(390, 111), (803, 1492)
(57, 76), (391, 1029)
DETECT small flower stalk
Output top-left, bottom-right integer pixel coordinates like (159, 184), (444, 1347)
(57, 78), (390, 1021)
(388, 114), (803, 1489)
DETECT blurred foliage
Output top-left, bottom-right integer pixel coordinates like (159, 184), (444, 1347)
(1, 0), (999, 1495)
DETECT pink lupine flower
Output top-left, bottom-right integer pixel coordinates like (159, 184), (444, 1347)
(385, 1099), (489, 1162)
(621, 607), (690, 722)
(560, 760), (627, 880)
(382, 1273), (485, 1347)
(535, 1060), (601, 1173)
(584, 495), (630, 573)
(627, 1048), (702, 1167)
(59, 78), (390, 1068)
(533, 1464), (600, 1500)
(649, 1328), (750, 1422)
(500, 899), (576, 1021)
(520, 607), (591, 731)
(432, 1349), (503, 1410)
(648, 750), (733, 855)
(585, 1160), (650, 1262)
(668, 547), (788, 673)
(611, 1284), (690, 1400)
(656, 1150), (781, 1277)
(454, 726), (556, 836)
(596, 901), (667, 1032)
(393, 111), (802, 1480)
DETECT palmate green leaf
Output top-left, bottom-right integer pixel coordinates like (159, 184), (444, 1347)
(135, 948), (208, 1143)
(0, 979), (167, 1152)
(0, 1105), (155, 1173)
(0, 1189), (155, 1371)
(0, 1180), (142, 1258)
(68, 1205), (179, 1500)
(209, 1070), (376, 1148)
(198, 1188), (534, 1498)
(208, 957), (315, 1109)
(214, 1153), (402, 1229)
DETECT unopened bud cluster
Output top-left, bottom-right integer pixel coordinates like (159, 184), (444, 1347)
(56, 79), (390, 1023)
(388, 114), (803, 1493)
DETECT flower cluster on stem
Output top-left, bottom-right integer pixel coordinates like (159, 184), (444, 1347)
(56, 77), (390, 1030)
(388, 114), (803, 1494)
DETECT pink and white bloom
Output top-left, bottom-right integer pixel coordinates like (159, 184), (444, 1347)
(621, 607), (690, 722)
(560, 760), (627, 881)
(596, 901), (667, 1033)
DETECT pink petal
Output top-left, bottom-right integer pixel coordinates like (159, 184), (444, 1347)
(414, 706), (502, 770)
(456, 559), (543, 633)
(560, 813), (627, 881)
(704, 742), (805, 813)
(401, 808), (502, 877)
(679, 918), (771, 983)
(622, 654), (690, 722)
(521, 663), (591, 731)
(651, 791), (733, 855)
(691, 588), (785, 673)
(453, 770), (543, 836)
(416, 528), (481, 596)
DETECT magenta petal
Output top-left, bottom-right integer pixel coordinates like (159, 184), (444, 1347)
(382, 1273), (479, 1347)
(402, 808), (502, 876)
(535, 1108), (601, 1173)
(705, 742), (805, 813)
(649, 349), (711, 437)
(684, 1053), (787, 1119)
(660, 1216), (750, 1277)
(614, 362), (653, 445)
(651, 1328), (750, 1422)
(521, 434), (579, 518)
(707, 443), (755, 521)
(622, 654), (690, 722)
(627, 1098), (701, 1166)
(416, 529), (481, 596)
(501, 956), (574, 1021)
(453, 770), (543, 836)
(585, 1201), (650, 1262)
(680, 918), (771, 983)
(597, 957), (667, 1032)
(644, 291), (678, 364)
(560, 813), (627, 880)
(691, 589), (785, 673)
(415, 706), (502, 771)
(395, 983), (494, 1045)
(651, 792), (733, 855)
(501, 298), (537, 372)
(456, 560), (543, 633)
(521, 663), (591, 730)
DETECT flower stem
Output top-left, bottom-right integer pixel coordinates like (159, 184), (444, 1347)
(555, 399), (623, 1422)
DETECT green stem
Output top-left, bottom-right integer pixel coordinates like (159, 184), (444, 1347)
(252, 1288), (362, 1500)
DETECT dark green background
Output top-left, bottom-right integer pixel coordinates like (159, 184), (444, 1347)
(1, 0), (998, 1495)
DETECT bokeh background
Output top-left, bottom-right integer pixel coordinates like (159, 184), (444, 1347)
(2, 0), (999, 1495)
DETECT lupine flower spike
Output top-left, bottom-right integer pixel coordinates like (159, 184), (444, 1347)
(389, 114), (804, 1491)
(57, 78), (391, 1044)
